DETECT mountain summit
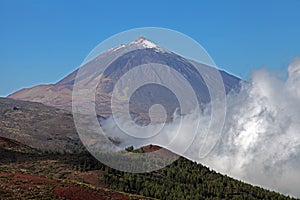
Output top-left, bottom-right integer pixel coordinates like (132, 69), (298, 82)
(131, 37), (161, 49)
(108, 37), (165, 53)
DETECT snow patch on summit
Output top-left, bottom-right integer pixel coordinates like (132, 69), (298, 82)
(133, 37), (159, 49)
(111, 44), (126, 52)
(109, 37), (167, 53)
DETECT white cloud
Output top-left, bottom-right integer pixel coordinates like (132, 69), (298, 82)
(100, 58), (300, 197)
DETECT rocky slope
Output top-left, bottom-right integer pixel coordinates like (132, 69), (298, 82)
(0, 97), (81, 151)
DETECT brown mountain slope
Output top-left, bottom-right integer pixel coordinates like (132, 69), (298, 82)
(0, 97), (81, 151)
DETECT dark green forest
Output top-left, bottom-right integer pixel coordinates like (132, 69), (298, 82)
(71, 146), (295, 200)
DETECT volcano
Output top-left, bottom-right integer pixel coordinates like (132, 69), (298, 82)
(8, 37), (241, 121)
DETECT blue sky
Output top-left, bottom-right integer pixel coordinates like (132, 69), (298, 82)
(1, 0), (300, 96)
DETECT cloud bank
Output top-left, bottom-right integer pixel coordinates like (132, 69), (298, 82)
(100, 58), (300, 197)
(200, 58), (300, 197)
